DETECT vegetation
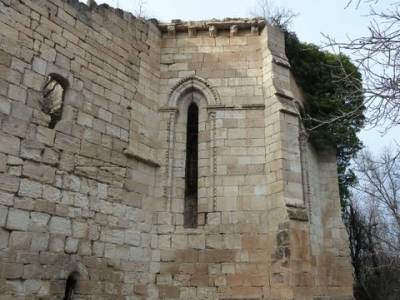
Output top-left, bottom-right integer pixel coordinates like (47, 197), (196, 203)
(252, 1), (366, 205)
(254, 1), (400, 299)
(284, 32), (365, 205)
(348, 149), (400, 300)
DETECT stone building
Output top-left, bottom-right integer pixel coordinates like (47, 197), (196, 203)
(0, 0), (354, 299)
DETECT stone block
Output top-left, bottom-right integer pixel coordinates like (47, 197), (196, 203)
(42, 185), (61, 202)
(188, 234), (206, 249)
(78, 240), (92, 255)
(0, 205), (7, 226)
(72, 221), (88, 238)
(0, 190), (14, 206)
(49, 234), (65, 252)
(55, 132), (80, 153)
(65, 237), (79, 253)
(6, 208), (30, 231)
(20, 139), (44, 161)
(0, 228), (10, 249)
(100, 229), (125, 245)
(31, 232), (49, 251)
(30, 212), (50, 232)
(9, 231), (32, 249)
(0, 96), (11, 115)
(125, 229), (141, 246)
(23, 70), (44, 90)
(19, 179), (43, 198)
(8, 84), (27, 102)
(0, 173), (20, 193)
(11, 102), (32, 122)
(36, 126), (55, 146)
(0, 132), (20, 156)
(32, 56), (47, 75)
(22, 161), (56, 184)
(49, 216), (71, 236)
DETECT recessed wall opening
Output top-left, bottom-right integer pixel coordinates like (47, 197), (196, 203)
(42, 74), (68, 129)
(63, 272), (79, 300)
(184, 102), (199, 228)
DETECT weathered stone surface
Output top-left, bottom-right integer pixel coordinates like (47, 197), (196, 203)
(0, 2), (353, 299)
(18, 179), (42, 198)
(49, 216), (71, 236)
(0, 132), (20, 155)
(6, 208), (30, 231)
(0, 173), (20, 193)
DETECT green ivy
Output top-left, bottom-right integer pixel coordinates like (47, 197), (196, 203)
(284, 32), (365, 207)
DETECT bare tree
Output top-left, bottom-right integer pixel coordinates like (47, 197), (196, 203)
(324, 0), (400, 130)
(347, 147), (400, 299)
(250, 0), (298, 30)
(134, 0), (147, 19)
(354, 148), (400, 248)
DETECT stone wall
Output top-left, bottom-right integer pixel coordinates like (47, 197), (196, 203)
(0, 0), (161, 298)
(0, 0), (353, 299)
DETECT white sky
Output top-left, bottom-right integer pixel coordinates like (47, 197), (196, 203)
(96, 0), (399, 153)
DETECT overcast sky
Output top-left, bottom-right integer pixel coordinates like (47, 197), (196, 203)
(96, 0), (399, 153)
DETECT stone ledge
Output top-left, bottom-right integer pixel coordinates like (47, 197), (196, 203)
(124, 148), (160, 168)
(158, 18), (266, 36)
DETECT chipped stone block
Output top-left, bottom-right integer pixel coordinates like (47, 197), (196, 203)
(65, 237), (79, 254)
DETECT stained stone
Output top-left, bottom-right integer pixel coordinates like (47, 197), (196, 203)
(0, 2), (353, 299)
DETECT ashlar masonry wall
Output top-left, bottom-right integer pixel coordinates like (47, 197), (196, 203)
(0, 0), (161, 298)
(0, 0), (353, 299)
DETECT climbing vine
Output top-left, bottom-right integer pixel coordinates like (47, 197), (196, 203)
(284, 32), (365, 207)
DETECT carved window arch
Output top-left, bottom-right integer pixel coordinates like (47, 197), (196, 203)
(164, 76), (221, 227)
(42, 74), (68, 129)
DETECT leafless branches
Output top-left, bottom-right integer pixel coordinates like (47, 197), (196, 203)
(250, 0), (298, 30)
(134, 0), (147, 19)
(354, 149), (400, 248)
(348, 147), (400, 299)
(324, 1), (400, 131)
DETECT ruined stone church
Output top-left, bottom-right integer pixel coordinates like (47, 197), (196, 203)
(0, 0), (354, 299)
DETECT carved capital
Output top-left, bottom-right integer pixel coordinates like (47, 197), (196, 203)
(167, 25), (176, 37)
(230, 25), (238, 37)
(209, 25), (217, 38)
(188, 27), (197, 38)
(251, 24), (259, 35)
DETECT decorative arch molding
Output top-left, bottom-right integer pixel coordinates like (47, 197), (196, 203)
(167, 76), (221, 108)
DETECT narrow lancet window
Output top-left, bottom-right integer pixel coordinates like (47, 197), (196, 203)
(64, 273), (78, 300)
(184, 102), (199, 228)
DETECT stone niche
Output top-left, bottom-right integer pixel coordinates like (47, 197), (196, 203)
(0, 0), (353, 299)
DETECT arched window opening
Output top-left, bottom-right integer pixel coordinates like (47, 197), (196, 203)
(42, 74), (67, 129)
(63, 272), (78, 300)
(184, 102), (199, 228)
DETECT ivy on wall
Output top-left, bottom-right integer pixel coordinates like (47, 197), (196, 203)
(284, 32), (365, 206)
